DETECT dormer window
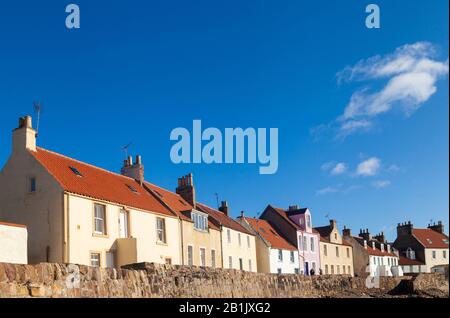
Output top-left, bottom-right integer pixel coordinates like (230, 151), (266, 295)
(380, 243), (384, 252)
(306, 215), (311, 228)
(406, 248), (416, 260)
(372, 242), (376, 249)
(192, 211), (208, 231)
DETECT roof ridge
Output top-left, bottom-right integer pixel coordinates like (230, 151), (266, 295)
(36, 147), (137, 183)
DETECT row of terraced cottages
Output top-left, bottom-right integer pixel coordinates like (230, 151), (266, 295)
(1, 116), (448, 278)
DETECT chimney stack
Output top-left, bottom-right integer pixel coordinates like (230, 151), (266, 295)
(397, 221), (413, 237)
(342, 226), (351, 238)
(219, 201), (229, 216)
(329, 219), (337, 229)
(428, 221), (444, 234)
(374, 232), (386, 244)
(288, 205), (299, 211)
(13, 115), (37, 153)
(121, 155), (144, 185)
(359, 228), (371, 241)
(176, 173), (196, 208)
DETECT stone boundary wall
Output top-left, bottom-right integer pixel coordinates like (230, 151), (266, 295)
(0, 262), (447, 298)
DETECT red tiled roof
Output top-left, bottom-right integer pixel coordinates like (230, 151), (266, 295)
(30, 148), (175, 217)
(196, 203), (253, 235)
(271, 206), (302, 231)
(0, 221), (27, 229)
(399, 255), (425, 266)
(242, 217), (296, 251)
(412, 229), (449, 249)
(144, 182), (220, 231)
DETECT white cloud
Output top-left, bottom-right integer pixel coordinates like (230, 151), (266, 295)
(356, 157), (381, 177)
(321, 161), (335, 171)
(316, 186), (339, 196)
(336, 42), (449, 136)
(331, 162), (347, 175)
(372, 180), (391, 189)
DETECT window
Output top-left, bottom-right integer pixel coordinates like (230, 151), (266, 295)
(28, 177), (36, 193)
(119, 210), (129, 238)
(278, 250), (283, 262)
(247, 236), (251, 248)
(248, 260), (252, 272)
(310, 237), (315, 252)
(156, 218), (166, 243)
(388, 258), (391, 266)
(336, 246), (340, 257)
(348, 266), (351, 274)
(324, 245), (328, 256)
(303, 236), (307, 251)
(192, 212), (208, 231)
(443, 251), (447, 259)
(347, 248), (350, 258)
(238, 233), (242, 246)
(325, 265), (329, 275)
(334, 233), (338, 240)
(90, 252), (101, 267)
(432, 250), (436, 259)
(239, 258), (243, 270)
(211, 250), (216, 268)
(277, 268), (282, 274)
(227, 229), (231, 244)
(337, 265), (340, 274)
(187, 246), (193, 266)
(331, 265), (334, 274)
(165, 258), (172, 265)
(200, 248), (206, 267)
(229, 256), (233, 269)
(306, 215), (311, 228)
(343, 266), (346, 274)
(94, 204), (106, 235)
(126, 184), (138, 193)
(294, 268), (299, 275)
(298, 236), (303, 250)
(290, 251), (295, 263)
(69, 166), (83, 177)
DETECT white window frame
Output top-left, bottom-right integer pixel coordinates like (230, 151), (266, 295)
(94, 203), (106, 235)
(187, 245), (194, 266)
(211, 249), (216, 268)
(156, 217), (166, 243)
(90, 252), (101, 267)
(200, 248), (206, 267)
(227, 229), (232, 244)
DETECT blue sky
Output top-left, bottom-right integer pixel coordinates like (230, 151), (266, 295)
(0, 1), (448, 241)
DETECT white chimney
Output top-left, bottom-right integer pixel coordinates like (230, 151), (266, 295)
(13, 115), (37, 153)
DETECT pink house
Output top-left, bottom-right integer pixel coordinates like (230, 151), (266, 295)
(260, 205), (321, 275)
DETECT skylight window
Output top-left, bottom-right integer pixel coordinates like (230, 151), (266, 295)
(69, 166), (83, 177)
(126, 184), (138, 193)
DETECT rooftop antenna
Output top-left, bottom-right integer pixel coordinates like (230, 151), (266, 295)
(121, 142), (133, 159)
(325, 213), (330, 220)
(33, 101), (42, 137)
(214, 193), (219, 209)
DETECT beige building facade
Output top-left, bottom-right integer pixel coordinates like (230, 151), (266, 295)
(0, 116), (182, 267)
(315, 220), (354, 276)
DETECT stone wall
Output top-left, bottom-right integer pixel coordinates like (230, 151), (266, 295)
(0, 262), (447, 298)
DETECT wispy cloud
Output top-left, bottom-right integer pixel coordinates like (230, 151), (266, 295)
(322, 161), (348, 176)
(356, 157), (381, 177)
(336, 42), (448, 136)
(371, 180), (391, 189)
(316, 184), (362, 196)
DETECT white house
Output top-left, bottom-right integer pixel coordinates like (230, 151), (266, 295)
(238, 216), (300, 274)
(0, 221), (28, 264)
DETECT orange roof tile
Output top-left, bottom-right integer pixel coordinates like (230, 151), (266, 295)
(242, 217), (296, 251)
(144, 182), (220, 231)
(399, 255), (425, 266)
(30, 148), (175, 217)
(412, 229), (449, 249)
(196, 203), (253, 235)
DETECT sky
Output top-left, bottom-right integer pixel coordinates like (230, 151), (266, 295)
(0, 1), (448, 241)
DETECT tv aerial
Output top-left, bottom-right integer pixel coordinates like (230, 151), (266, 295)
(33, 101), (42, 136)
(121, 142), (133, 159)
